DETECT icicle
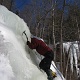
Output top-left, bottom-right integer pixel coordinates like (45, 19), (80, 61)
(73, 44), (78, 75)
(70, 44), (74, 73)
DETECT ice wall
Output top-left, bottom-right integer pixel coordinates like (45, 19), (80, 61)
(0, 5), (47, 80)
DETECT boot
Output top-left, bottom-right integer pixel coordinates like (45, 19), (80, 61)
(46, 69), (54, 80)
(51, 70), (57, 78)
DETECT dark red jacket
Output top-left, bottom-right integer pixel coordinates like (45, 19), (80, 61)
(27, 38), (52, 56)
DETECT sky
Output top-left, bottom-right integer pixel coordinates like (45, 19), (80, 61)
(13, 0), (80, 12)
(13, 0), (31, 11)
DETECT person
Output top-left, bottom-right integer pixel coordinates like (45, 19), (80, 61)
(26, 36), (56, 80)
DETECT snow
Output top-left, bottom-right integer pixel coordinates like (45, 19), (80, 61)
(0, 5), (65, 80)
(0, 54), (14, 80)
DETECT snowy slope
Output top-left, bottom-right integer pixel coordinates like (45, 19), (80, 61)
(0, 5), (65, 80)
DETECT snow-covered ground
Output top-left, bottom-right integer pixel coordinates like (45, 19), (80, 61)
(0, 5), (65, 80)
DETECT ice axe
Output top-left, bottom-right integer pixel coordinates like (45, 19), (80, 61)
(22, 30), (28, 41)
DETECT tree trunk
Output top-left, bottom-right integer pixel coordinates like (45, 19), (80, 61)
(52, 0), (57, 63)
(60, 0), (66, 74)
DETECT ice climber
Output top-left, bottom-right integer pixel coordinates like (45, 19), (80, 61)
(26, 35), (57, 80)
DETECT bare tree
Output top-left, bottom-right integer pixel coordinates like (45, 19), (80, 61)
(60, 0), (66, 74)
(0, 0), (14, 11)
(51, 0), (57, 63)
(0, 0), (4, 5)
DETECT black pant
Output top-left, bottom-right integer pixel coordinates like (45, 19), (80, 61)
(39, 51), (54, 72)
